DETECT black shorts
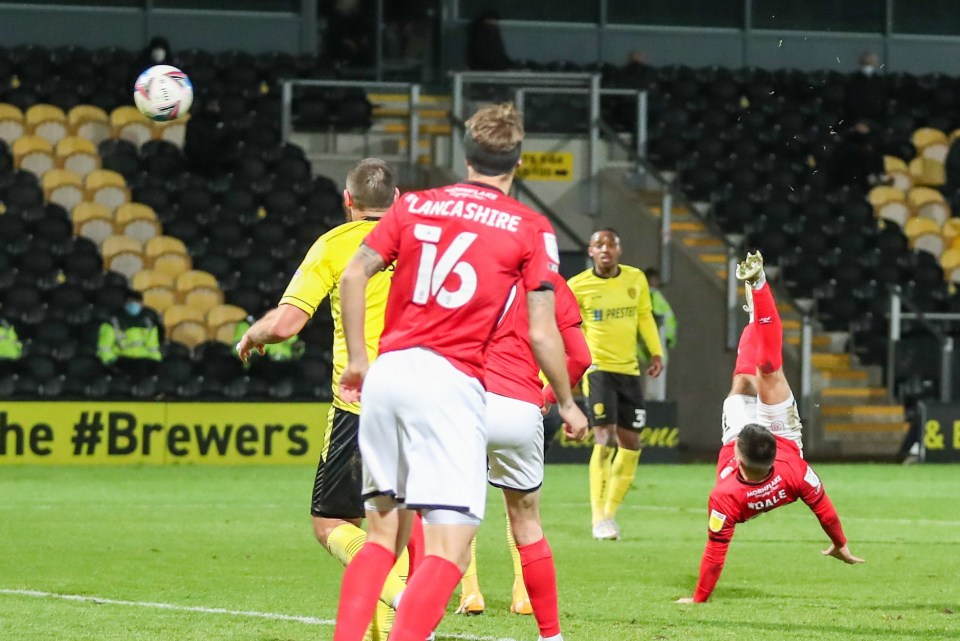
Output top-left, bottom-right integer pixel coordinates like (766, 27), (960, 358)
(585, 370), (646, 430)
(310, 407), (364, 519)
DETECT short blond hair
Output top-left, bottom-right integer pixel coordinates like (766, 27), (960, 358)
(465, 102), (524, 153)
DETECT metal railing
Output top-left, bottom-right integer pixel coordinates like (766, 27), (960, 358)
(887, 288), (955, 403)
(280, 79), (422, 166)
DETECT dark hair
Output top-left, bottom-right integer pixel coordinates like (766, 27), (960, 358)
(737, 423), (777, 471)
(345, 158), (396, 211)
(592, 227), (620, 239)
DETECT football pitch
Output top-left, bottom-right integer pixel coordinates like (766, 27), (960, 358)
(1, 463), (957, 641)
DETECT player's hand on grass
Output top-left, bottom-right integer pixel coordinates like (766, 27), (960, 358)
(235, 334), (265, 364)
(558, 401), (588, 441)
(822, 543), (864, 564)
(339, 360), (368, 403)
(647, 355), (664, 378)
(674, 597), (695, 604)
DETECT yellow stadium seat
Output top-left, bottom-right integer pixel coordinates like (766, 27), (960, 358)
(940, 247), (960, 272)
(12, 135), (55, 176)
(145, 235), (187, 260)
(942, 218), (960, 243)
(0, 103), (25, 146)
(184, 288), (223, 314)
(213, 324), (238, 345)
(170, 323), (209, 348)
(132, 269), (175, 292)
(917, 200), (951, 227)
(84, 169), (129, 209)
(883, 155), (908, 173)
(55, 135), (99, 177)
(909, 157), (946, 187)
(206, 304), (248, 333)
(73, 201), (115, 244)
(143, 286), (177, 314)
(912, 231), (944, 258)
(25, 104), (68, 145)
(110, 105), (153, 149)
(867, 185), (905, 208)
(68, 105), (111, 145)
(155, 114), (190, 149)
(876, 200), (911, 227)
(42, 168), (84, 211)
(907, 186), (945, 209)
(175, 269), (218, 293)
(121, 217), (161, 244)
(903, 216), (941, 240)
(911, 127), (948, 150)
(153, 253), (192, 278)
(115, 202), (157, 225)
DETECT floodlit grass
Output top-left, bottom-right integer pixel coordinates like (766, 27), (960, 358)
(1, 464), (958, 640)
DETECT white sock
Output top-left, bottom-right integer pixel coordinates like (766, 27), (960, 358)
(539, 635), (563, 641)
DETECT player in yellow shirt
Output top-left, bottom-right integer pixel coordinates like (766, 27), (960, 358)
(567, 228), (664, 541)
(236, 158), (405, 640)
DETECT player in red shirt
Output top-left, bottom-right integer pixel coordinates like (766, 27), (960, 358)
(331, 102), (589, 641)
(677, 251), (863, 604)
(465, 270), (590, 639)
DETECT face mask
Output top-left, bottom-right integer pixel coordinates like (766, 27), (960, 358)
(861, 65), (875, 76)
(151, 48), (167, 63)
(125, 302), (143, 316)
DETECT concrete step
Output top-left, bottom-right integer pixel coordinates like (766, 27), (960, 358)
(815, 368), (879, 385)
(820, 405), (905, 422)
(671, 221), (706, 232)
(820, 429), (905, 458)
(820, 386), (890, 403)
(811, 353), (852, 369)
(699, 252), (727, 264)
(823, 420), (909, 433)
(787, 334), (832, 348)
(682, 236), (725, 248)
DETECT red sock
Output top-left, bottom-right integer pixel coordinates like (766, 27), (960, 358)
(390, 555), (463, 641)
(406, 513), (424, 577)
(734, 322), (757, 376)
(333, 543), (396, 641)
(751, 283), (782, 374)
(518, 537), (561, 638)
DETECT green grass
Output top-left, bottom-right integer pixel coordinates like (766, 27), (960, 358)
(1, 464), (958, 640)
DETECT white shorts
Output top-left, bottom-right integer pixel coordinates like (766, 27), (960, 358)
(757, 393), (804, 452)
(721, 394), (758, 445)
(359, 348), (488, 520)
(485, 392), (544, 492)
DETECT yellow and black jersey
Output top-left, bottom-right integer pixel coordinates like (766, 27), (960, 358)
(567, 264), (663, 376)
(280, 219), (392, 413)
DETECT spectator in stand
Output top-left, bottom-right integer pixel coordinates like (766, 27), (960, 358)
(466, 10), (513, 71)
(0, 313), (22, 362)
(639, 267), (676, 402)
(137, 36), (176, 73)
(845, 51), (886, 125)
(97, 290), (163, 383)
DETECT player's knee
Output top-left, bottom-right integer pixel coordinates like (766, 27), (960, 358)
(593, 425), (616, 446)
(312, 516), (346, 547)
(616, 429), (640, 450)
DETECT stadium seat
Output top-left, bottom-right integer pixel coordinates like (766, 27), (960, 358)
(12, 134), (55, 176)
(84, 168), (129, 209)
(110, 105), (153, 148)
(25, 103), (68, 145)
(183, 288), (223, 315)
(0, 103), (26, 146)
(41, 168), (84, 211)
(68, 105), (111, 146)
(206, 303), (247, 337)
(884, 155), (913, 191)
(101, 234), (144, 280)
(117, 211), (161, 244)
(131, 268), (174, 292)
(55, 135), (99, 177)
(142, 286), (176, 314)
(73, 201), (116, 245)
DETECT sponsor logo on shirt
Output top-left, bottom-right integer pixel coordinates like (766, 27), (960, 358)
(708, 509), (727, 532)
(804, 466), (822, 492)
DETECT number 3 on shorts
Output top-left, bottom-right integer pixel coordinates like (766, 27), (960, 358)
(633, 408), (646, 429)
(413, 223), (478, 309)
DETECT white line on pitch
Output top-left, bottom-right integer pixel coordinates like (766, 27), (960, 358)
(0, 589), (520, 641)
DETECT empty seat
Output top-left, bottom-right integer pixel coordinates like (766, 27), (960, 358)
(110, 105), (153, 148)
(12, 135), (55, 176)
(68, 104), (111, 146)
(84, 168), (129, 209)
(25, 103), (68, 145)
(73, 201), (116, 245)
(0, 103), (26, 146)
(101, 234), (144, 280)
(55, 135), (99, 177)
(41, 168), (84, 211)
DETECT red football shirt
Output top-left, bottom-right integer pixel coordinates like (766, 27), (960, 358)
(693, 436), (847, 601)
(485, 271), (583, 406)
(364, 181), (560, 382)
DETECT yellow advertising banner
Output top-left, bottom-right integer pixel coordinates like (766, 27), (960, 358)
(0, 402), (330, 464)
(517, 151), (574, 181)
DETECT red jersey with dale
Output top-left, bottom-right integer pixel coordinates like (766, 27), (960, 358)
(363, 182), (560, 383)
(485, 271), (582, 406)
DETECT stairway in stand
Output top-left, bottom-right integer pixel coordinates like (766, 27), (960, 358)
(643, 192), (907, 459)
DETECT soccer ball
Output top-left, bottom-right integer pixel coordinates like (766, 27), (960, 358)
(133, 64), (193, 122)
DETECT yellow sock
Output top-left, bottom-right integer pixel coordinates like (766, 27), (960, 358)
(589, 444), (616, 523)
(460, 536), (481, 594)
(505, 512), (524, 586)
(369, 600), (394, 641)
(603, 448), (641, 520)
(326, 523), (409, 609)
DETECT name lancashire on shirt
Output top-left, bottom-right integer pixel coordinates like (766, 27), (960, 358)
(405, 192), (523, 232)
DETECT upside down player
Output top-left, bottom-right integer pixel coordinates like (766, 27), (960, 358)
(676, 251), (863, 604)
(332, 102), (588, 641)
(463, 269), (591, 638)
(236, 159), (418, 639)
